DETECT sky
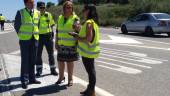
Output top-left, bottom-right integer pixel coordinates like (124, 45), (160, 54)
(0, 0), (58, 20)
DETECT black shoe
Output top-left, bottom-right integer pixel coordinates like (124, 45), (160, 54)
(51, 70), (58, 76)
(80, 89), (88, 95)
(55, 77), (65, 84)
(21, 83), (28, 89)
(36, 72), (42, 76)
(29, 80), (41, 84)
(80, 89), (95, 96)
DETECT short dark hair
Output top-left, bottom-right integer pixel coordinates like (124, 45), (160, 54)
(24, 0), (28, 4)
(84, 4), (99, 24)
(37, 1), (45, 8)
(24, 0), (33, 4)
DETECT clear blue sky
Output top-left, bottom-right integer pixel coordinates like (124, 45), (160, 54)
(0, 0), (58, 20)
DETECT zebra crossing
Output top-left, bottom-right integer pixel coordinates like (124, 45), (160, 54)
(95, 47), (167, 74)
(0, 23), (15, 34)
(9, 44), (168, 75)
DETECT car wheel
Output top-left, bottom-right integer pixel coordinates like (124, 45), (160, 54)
(145, 27), (154, 36)
(167, 33), (170, 37)
(121, 25), (128, 34)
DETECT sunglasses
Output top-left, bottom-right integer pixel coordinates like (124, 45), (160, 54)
(40, 7), (45, 9)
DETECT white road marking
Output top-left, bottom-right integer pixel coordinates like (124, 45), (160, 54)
(129, 52), (147, 57)
(0, 54), (11, 96)
(0, 31), (14, 35)
(96, 60), (142, 74)
(102, 33), (170, 45)
(101, 53), (162, 64)
(99, 56), (152, 69)
(132, 36), (170, 45)
(100, 35), (143, 44)
(0, 23), (14, 35)
(8, 50), (20, 55)
(100, 34), (170, 51)
(112, 43), (170, 51)
(2, 54), (114, 96)
(101, 47), (168, 61)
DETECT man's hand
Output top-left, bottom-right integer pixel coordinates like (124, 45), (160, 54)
(68, 32), (78, 37)
(55, 43), (59, 50)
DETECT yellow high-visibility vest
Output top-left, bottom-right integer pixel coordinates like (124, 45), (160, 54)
(39, 12), (55, 34)
(57, 14), (79, 46)
(77, 19), (100, 58)
(0, 16), (5, 21)
(18, 8), (39, 40)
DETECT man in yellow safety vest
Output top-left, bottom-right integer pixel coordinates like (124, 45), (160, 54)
(35, 1), (58, 76)
(14, 0), (41, 89)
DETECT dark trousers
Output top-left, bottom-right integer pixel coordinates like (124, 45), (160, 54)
(0, 21), (4, 31)
(82, 56), (96, 90)
(36, 33), (55, 72)
(19, 37), (38, 83)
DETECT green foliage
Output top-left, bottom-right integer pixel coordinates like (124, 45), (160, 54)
(46, 2), (55, 8)
(47, 0), (170, 26)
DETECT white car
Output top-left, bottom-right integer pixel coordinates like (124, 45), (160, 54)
(121, 13), (170, 37)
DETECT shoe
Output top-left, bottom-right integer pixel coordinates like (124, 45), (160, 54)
(80, 89), (95, 96)
(36, 71), (42, 76)
(67, 80), (73, 87)
(80, 89), (88, 95)
(55, 77), (65, 84)
(51, 70), (58, 76)
(29, 80), (41, 84)
(21, 83), (28, 89)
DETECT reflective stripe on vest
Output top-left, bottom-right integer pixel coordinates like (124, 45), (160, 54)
(18, 9), (39, 40)
(57, 14), (79, 46)
(58, 38), (75, 41)
(77, 45), (100, 55)
(77, 19), (100, 58)
(19, 31), (39, 35)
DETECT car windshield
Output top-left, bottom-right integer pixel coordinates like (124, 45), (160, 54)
(153, 14), (170, 19)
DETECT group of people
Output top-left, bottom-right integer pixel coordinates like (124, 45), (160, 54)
(14, 0), (100, 96)
(0, 14), (5, 31)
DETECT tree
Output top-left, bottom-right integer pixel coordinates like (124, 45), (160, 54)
(46, 2), (55, 8)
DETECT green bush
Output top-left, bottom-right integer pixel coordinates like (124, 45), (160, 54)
(47, 0), (170, 27)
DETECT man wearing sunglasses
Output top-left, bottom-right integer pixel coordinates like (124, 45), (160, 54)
(35, 1), (58, 76)
(14, 0), (41, 89)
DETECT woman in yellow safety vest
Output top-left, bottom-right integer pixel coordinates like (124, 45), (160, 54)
(55, 1), (79, 87)
(69, 4), (100, 96)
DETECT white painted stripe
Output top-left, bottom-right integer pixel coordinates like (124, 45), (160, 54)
(74, 76), (114, 96)
(101, 50), (163, 64)
(129, 52), (147, 57)
(102, 33), (170, 45)
(100, 34), (170, 51)
(0, 55), (11, 96)
(101, 53), (162, 64)
(112, 43), (170, 51)
(101, 47), (168, 61)
(0, 31), (13, 35)
(96, 60), (142, 74)
(133, 36), (170, 45)
(8, 50), (20, 55)
(99, 56), (152, 69)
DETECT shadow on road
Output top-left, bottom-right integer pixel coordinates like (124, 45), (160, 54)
(0, 77), (67, 96)
(22, 84), (67, 96)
